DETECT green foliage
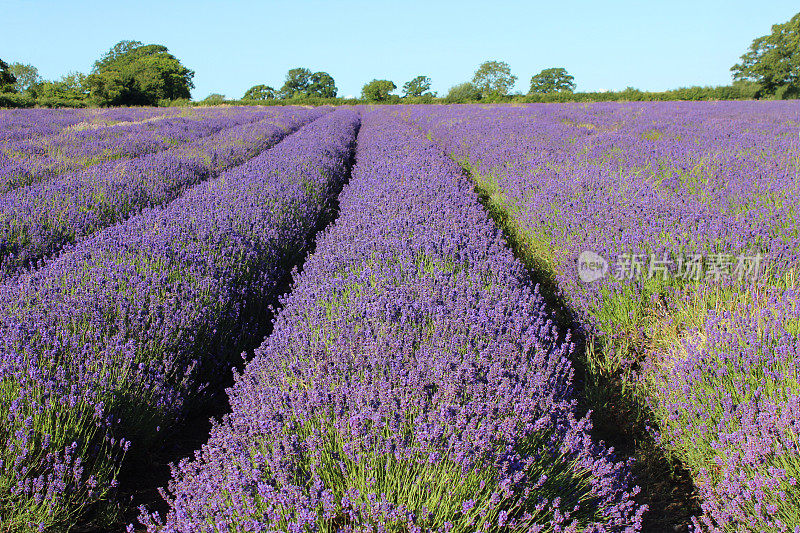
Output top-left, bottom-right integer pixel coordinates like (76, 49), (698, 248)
(86, 40), (195, 106)
(279, 68), (337, 99)
(529, 67), (575, 94)
(402, 75), (434, 97)
(732, 12), (800, 97)
(202, 93), (226, 105)
(402, 93), (438, 104)
(8, 62), (41, 96)
(243, 84), (276, 100)
(0, 58), (17, 93)
(444, 82), (481, 103)
(159, 97), (191, 107)
(472, 60), (517, 97)
(36, 71), (90, 106)
(279, 67), (312, 98)
(308, 71), (337, 98)
(0, 92), (35, 108)
(519, 84), (759, 103)
(775, 83), (800, 100)
(361, 79), (396, 102)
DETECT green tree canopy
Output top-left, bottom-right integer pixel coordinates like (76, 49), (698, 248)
(37, 72), (89, 104)
(529, 67), (575, 94)
(361, 79), (396, 102)
(732, 12), (800, 97)
(444, 82), (481, 103)
(243, 84), (276, 100)
(279, 68), (337, 98)
(308, 71), (337, 98)
(0, 59), (17, 93)
(472, 60), (517, 97)
(402, 75), (434, 97)
(202, 93), (226, 105)
(86, 40), (195, 106)
(8, 63), (41, 95)
(279, 67), (312, 98)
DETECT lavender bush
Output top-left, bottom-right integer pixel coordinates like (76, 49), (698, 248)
(0, 107), (185, 144)
(646, 287), (800, 531)
(0, 107), (277, 193)
(0, 108), (359, 531)
(397, 102), (800, 528)
(0, 106), (328, 278)
(143, 110), (645, 532)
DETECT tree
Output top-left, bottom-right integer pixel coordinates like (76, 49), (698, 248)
(9, 63), (41, 95)
(94, 40), (143, 70)
(361, 79), (396, 102)
(243, 84), (276, 100)
(402, 75), (434, 97)
(472, 60), (517, 97)
(37, 72), (90, 103)
(0, 59), (17, 93)
(732, 12), (800, 98)
(308, 71), (337, 98)
(279, 68), (337, 99)
(279, 67), (312, 98)
(202, 93), (226, 105)
(86, 40), (195, 106)
(529, 67), (575, 94)
(444, 82), (481, 103)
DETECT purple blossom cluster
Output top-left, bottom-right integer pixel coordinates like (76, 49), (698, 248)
(0, 107), (279, 193)
(649, 288), (800, 531)
(0, 108), (359, 530)
(0, 106), (185, 144)
(398, 102), (800, 331)
(143, 110), (645, 532)
(396, 102), (800, 529)
(0, 106), (329, 278)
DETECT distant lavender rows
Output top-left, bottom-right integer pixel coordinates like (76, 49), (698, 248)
(0, 108), (359, 531)
(0, 106), (186, 142)
(143, 110), (645, 532)
(0, 107), (282, 193)
(0, 106), (329, 278)
(397, 102), (800, 530)
(398, 102), (800, 325)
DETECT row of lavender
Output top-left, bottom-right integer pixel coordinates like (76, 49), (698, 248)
(142, 110), (645, 532)
(0, 108), (360, 530)
(0, 106), (328, 278)
(398, 102), (800, 530)
(0, 107), (185, 142)
(0, 107), (280, 194)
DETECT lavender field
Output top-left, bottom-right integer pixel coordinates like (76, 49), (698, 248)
(0, 102), (798, 532)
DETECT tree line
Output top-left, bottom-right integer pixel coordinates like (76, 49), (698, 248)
(0, 40), (193, 108)
(1, 12), (798, 108)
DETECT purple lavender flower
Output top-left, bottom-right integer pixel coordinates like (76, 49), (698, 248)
(0, 107), (359, 530)
(144, 109), (644, 532)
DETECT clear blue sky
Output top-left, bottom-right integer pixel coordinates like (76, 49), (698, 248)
(1, 0), (797, 99)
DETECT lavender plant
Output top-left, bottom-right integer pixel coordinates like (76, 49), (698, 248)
(0, 108), (359, 531)
(397, 101), (800, 528)
(0, 107), (277, 193)
(0, 106), (329, 278)
(0, 107), (181, 143)
(646, 287), (800, 531)
(143, 110), (645, 532)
